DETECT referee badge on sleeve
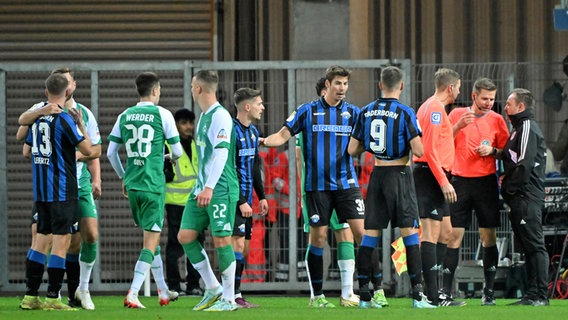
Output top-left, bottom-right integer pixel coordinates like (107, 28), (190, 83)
(430, 112), (441, 124)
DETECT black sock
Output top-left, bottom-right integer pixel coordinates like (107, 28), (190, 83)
(47, 267), (66, 298)
(65, 259), (80, 300)
(306, 248), (324, 296)
(436, 242), (447, 268)
(442, 248), (460, 293)
(483, 245), (498, 290)
(370, 248), (382, 290)
(25, 259), (45, 296)
(235, 257), (245, 294)
(406, 243), (422, 287)
(421, 241), (438, 303)
(357, 246), (374, 301)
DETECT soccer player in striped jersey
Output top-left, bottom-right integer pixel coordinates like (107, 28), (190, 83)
(20, 73), (95, 310)
(413, 68), (462, 307)
(262, 65), (365, 308)
(177, 70), (240, 312)
(231, 87), (269, 308)
(445, 78), (509, 306)
(18, 67), (102, 310)
(108, 72), (182, 309)
(349, 66), (432, 308)
(297, 78), (360, 307)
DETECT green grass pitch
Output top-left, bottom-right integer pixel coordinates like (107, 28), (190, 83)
(1, 295), (567, 320)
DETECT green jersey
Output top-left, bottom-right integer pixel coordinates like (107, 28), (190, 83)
(108, 102), (180, 193)
(73, 100), (102, 194)
(192, 103), (239, 200)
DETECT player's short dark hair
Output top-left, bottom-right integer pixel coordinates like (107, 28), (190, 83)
(45, 73), (68, 96)
(380, 66), (403, 91)
(315, 77), (326, 97)
(234, 87), (262, 107)
(473, 77), (497, 94)
(174, 108), (195, 123)
(194, 70), (219, 92)
(510, 88), (535, 109)
(325, 65), (351, 83)
(51, 66), (75, 79)
(135, 72), (160, 97)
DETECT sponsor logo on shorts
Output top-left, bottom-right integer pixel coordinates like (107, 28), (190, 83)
(310, 214), (320, 224)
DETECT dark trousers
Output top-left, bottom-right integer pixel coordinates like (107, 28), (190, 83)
(165, 204), (203, 291)
(507, 196), (549, 299)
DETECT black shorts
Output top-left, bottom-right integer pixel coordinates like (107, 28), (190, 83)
(305, 188), (364, 227)
(31, 203), (79, 234)
(413, 162), (450, 221)
(450, 174), (501, 228)
(35, 200), (79, 235)
(365, 166), (420, 230)
(233, 204), (253, 239)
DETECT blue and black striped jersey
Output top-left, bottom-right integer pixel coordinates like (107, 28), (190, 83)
(25, 105), (85, 202)
(285, 98), (360, 192)
(352, 98), (422, 161)
(234, 118), (260, 204)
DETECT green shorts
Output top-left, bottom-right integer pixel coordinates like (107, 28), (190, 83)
(302, 208), (349, 233)
(181, 197), (236, 237)
(78, 191), (98, 219)
(128, 190), (164, 232)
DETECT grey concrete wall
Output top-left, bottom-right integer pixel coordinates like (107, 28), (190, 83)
(291, 0), (350, 60)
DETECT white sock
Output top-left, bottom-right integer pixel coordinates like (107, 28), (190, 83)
(221, 260), (236, 302)
(78, 260), (95, 291)
(192, 248), (220, 290)
(130, 260), (151, 293)
(305, 257), (314, 299)
(338, 259), (355, 297)
(151, 254), (168, 291)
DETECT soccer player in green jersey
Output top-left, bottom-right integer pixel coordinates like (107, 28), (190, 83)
(177, 70), (240, 312)
(108, 72), (182, 309)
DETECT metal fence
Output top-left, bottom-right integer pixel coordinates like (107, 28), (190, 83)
(0, 59), (565, 294)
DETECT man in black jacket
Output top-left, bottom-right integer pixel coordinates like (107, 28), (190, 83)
(500, 88), (549, 306)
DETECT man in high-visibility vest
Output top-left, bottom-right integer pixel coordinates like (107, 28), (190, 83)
(164, 108), (203, 296)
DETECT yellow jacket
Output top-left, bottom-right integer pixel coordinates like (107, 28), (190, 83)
(165, 140), (198, 205)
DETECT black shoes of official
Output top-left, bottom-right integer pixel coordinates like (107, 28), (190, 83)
(508, 296), (550, 307)
(437, 289), (467, 307)
(481, 288), (496, 306)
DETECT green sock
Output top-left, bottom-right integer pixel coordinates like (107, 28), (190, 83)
(182, 240), (206, 264)
(216, 245), (235, 272)
(139, 248), (154, 264)
(79, 242), (97, 264)
(337, 241), (355, 260)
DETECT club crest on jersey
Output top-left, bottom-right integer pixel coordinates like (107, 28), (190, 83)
(217, 129), (228, 139)
(310, 214), (320, 224)
(251, 133), (256, 141)
(341, 111), (351, 119)
(430, 112), (441, 124)
(481, 140), (490, 146)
